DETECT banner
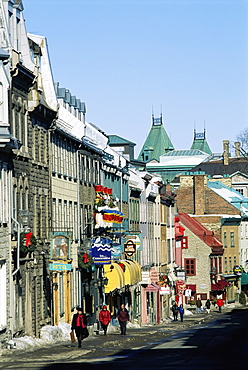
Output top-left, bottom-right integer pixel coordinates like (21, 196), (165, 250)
(90, 237), (112, 264)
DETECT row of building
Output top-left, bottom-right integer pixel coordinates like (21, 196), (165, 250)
(0, 0), (248, 345)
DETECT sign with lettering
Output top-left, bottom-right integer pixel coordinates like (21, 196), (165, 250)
(49, 263), (72, 271)
(90, 237), (112, 264)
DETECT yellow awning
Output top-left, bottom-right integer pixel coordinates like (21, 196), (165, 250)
(128, 259), (142, 282)
(104, 262), (125, 294)
(121, 259), (142, 286)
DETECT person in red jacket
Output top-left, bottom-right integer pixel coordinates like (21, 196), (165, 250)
(99, 305), (111, 335)
(216, 298), (224, 313)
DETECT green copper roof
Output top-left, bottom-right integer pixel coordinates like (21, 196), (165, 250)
(164, 149), (204, 157)
(108, 134), (136, 146)
(190, 130), (212, 155)
(138, 116), (174, 162)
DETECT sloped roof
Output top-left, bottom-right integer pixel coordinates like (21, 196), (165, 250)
(191, 138), (212, 155)
(191, 157), (248, 176)
(208, 180), (248, 215)
(138, 123), (174, 162)
(178, 213), (223, 252)
(108, 134), (136, 146)
(163, 149), (205, 157)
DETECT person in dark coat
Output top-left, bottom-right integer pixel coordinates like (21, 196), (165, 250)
(172, 302), (179, 321)
(178, 304), (184, 322)
(117, 304), (129, 335)
(71, 307), (88, 348)
(205, 299), (211, 314)
(99, 305), (111, 335)
(196, 298), (202, 313)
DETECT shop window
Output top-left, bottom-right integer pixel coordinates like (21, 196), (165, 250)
(184, 258), (196, 275)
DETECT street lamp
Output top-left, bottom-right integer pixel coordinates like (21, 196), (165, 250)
(18, 210), (31, 232)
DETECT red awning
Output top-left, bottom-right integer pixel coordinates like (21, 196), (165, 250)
(217, 279), (230, 287)
(211, 283), (225, 291)
(186, 284), (196, 291)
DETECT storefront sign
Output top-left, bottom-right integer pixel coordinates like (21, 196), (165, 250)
(160, 286), (170, 295)
(140, 271), (151, 284)
(150, 268), (159, 283)
(49, 263), (72, 271)
(90, 237), (112, 264)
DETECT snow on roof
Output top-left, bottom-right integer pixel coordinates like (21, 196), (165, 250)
(208, 181), (248, 215)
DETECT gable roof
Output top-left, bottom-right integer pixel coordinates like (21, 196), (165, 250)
(178, 213), (223, 253)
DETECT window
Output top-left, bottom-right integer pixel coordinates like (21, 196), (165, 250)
(236, 188), (244, 195)
(223, 232), (227, 247)
(224, 257), (228, 273)
(230, 232), (235, 247)
(182, 236), (188, 249)
(229, 257), (232, 272)
(184, 258), (196, 275)
(234, 256), (237, 266)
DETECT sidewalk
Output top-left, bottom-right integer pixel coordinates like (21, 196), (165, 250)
(0, 302), (242, 361)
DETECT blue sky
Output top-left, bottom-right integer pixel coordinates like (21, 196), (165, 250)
(23, 0), (248, 156)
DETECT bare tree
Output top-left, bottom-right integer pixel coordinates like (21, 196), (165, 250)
(237, 128), (248, 150)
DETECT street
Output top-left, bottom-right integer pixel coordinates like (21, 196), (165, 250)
(0, 306), (247, 369)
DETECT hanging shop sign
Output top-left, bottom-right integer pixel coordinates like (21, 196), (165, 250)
(233, 265), (243, 276)
(111, 232), (123, 258)
(160, 286), (170, 295)
(122, 233), (142, 251)
(124, 239), (136, 257)
(176, 280), (186, 294)
(49, 231), (72, 261)
(90, 237), (112, 264)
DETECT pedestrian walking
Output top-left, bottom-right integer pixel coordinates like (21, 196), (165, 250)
(178, 304), (184, 322)
(196, 298), (202, 313)
(216, 298), (224, 313)
(117, 303), (129, 335)
(205, 299), (211, 314)
(99, 305), (111, 335)
(71, 307), (89, 348)
(171, 302), (179, 321)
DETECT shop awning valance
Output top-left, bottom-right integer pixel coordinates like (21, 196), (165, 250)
(241, 272), (248, 285)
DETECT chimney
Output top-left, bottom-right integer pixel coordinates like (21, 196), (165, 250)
(234, 141), (241, 157)
(193, 174), (206, 215)
(223, 140), (230, 166)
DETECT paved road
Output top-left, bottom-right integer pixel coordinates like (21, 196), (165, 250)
(1, 306), (247, 369)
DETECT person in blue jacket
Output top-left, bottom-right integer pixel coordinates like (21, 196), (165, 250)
(178, 304), (185, 322)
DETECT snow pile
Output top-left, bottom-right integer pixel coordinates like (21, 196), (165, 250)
(127, 321), (140, 328)
(40, 323), (71, 343)
(185, 309), (193, 316)
(6, 323), (71, 352)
